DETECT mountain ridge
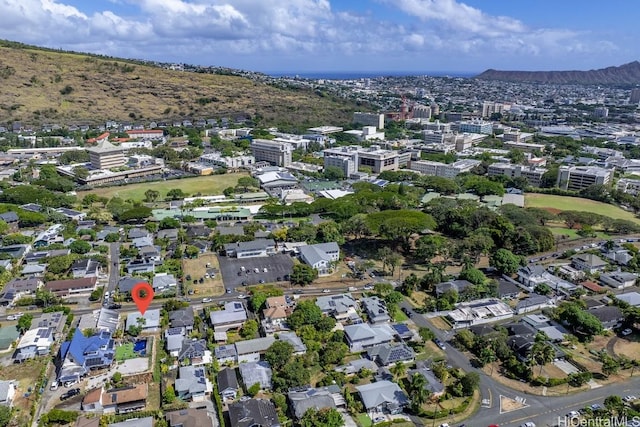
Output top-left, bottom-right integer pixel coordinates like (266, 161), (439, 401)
(475, 61), (640, 85)
(0, 40), (361, 129)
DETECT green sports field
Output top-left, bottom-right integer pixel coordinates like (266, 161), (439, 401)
(78, 173), (247, 202)
(525, 193), (640, 224)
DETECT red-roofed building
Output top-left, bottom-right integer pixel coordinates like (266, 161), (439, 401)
(86, 132), (110, 144)
(581, 280), (605, 294)
(126, 129), (165, 139)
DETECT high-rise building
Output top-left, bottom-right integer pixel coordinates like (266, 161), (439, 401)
(323, 145), (398, 174)
(487, 163), (547, 187)
(353, 112), (385, 129)
(412, 105), (431, 119)
(458, 119), (493, 134)
(557, 166), (613, 191)
(481, 101), (505, 118)
(593, 107), (609, 118)
(250, 139), (293, 167)
(630, 88), (640, 104)
(87, 140), (125, 169)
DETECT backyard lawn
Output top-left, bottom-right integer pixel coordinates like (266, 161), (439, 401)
(525, 193), (640, 223)
(115, 343), (137, 361)
(78, 173), (247, 201)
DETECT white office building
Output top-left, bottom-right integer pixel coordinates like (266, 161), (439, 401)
(251, 139), (293, 167)
(557, 166), (613, 191)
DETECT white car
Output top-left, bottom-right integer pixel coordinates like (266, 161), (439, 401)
(624, 395), (638, 402)
(238, 294), (247, 299)
(566, 411), (580, 418)
(6, 315), (16, 321)
(50, 382), (59, 391)
(322, 289), (330, 293)
(622, 328), (633, 336)
(202, 298), (213, 303)
(520, 423), (536, 427)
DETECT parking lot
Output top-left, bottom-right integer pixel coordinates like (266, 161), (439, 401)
(218, 254), (295, 289)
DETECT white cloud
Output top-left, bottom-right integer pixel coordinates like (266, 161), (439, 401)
(0, 0), (625, 71)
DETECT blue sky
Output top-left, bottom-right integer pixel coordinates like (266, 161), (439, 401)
(1, 0), (638, 74)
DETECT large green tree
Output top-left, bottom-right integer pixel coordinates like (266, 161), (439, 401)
(265, 341), (294, 371)
(300, 407), (344, 427)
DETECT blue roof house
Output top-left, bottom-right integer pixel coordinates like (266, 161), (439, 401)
(57, 329), (115, 383)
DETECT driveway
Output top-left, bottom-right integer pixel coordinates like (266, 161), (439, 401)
(554, 359), (579, 375)
(339, 409), (357, 427)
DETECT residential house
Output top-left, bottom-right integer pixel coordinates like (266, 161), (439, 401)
(299, 242), (340, 275)
(153, 273), (178, 293)
(175, 365), (213, 402)
(335, 359), (378, 375)
(356, 380), (408, 415)
(616, 291), (640, 307)
(217, 368), (239, 401)
(107, 418), (153, 427)
(139, 245), (162, 262)
(367, 343), (415, 367)
(391, 323), (413, 341)
(435, 279), (473, 297)
(287, 385), (345, 419)
(185, 224), (211, 239)
(602, 247), (633, 266)
(235, 336), (277, 363)
(157, 229), (179, 241)
(361, 296), (391, 324)
(20, 264), (46, 278)
(45, 277), (97, 299)
(262, 296), (291, 333)
(228, 399), (281, 427)
(239, 361), (273, 390)
(515, 294), (551, 315)
(497, 279), (521, 299)
(25, 249), (70, 264)
(170, 308), (194, 331)
(0, 244), (29, 259)
(166, 408), (214, 427)
(14, 327), (55, 362)
(215, 344), (237, 364)
(223, 239), (276, 258)
(125, 309), (161, 333)
(56, 208), (86, 221)
(0, 381), (16, 407)
(599, 272), (637, 289)
(447, 299), (515, 327)
(191, 240), (210, 254)
(165, 328), (186, 357)
(344, 323), (395, 352)
(316, 293), (359, 323)
(117, 277), (141, 294)
(588, 306), (624, 330)
(407, 362), (445, 397)
(178, 339), (210, 365)
(125, 258), (156, 274)
(71, 259), (100, 278)
(82, 384), (148, 414)
(0, 212), (19, 232)
(210, 301), (247, 332)
(127, 228), (150, 240)
(0, 277), (42, 306)
(517, 265), (576, 293)
(571, 254), (608, 274)
(57, 330), (115, 384)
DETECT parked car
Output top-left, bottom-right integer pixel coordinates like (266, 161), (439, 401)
(433, 338), (446, 350)
(108, 303), (122, 310)
(624, 395), (638, 402)
(50, 382), (59, 391)
(60, 388), (80, 401)
(520, 423), (536, 427)
(6, 315), (16, 321)
(566, 411), (579, 418)
(202, 298), (212, 303)
(590, 404), (602, 411)
(363, 284), (374, 290)
(322, 289), (330, 293)
(622, 328), (633, 336)
(293, 289), (303, 294)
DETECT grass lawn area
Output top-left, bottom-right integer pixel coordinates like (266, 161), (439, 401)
(78, 173), (247, 201)
(0, 357), (48, 424)
(416, 341), (446, 362)
(525, 193), (640, 223)
(393, 310), (409, 322)
(429, 316), (452, 331)
(183, 253), (225, 297)
(115, 342), (137, 361)
(356, 413), (372, 427)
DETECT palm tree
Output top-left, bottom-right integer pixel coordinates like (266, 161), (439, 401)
(391, 362), (407, 380)
(409, 373), (430, 412)
(531, 341), (555, 376)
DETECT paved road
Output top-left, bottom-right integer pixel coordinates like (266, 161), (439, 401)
(107, 242), (120, 296)
(399, 300), (640, 427)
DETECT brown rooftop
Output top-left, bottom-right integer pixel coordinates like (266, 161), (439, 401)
(45, 277), (97, 292)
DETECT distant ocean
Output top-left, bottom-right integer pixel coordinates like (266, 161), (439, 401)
(268, 71), (477, 79)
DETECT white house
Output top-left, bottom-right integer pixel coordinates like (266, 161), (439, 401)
(0, 380), (16, 407)
(299, 242), (340, 276)
(599, 272), (637, 289)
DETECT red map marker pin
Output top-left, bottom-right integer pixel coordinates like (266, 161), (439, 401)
(132, 282), (154, 315)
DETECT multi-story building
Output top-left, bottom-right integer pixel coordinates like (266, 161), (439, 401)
(353, 112), (385, 129)
(557, 166), (613, 191)
(593, 107), (609, 118)
(487, 163), (547, 187)
(424, 120), (450, 133)
(412, 105), (431, 119)
(322, 145), (398, 174)
(502, 130), (534, 143)
(616, 178), (640, 195)
(630, 88), (640, 104)
(199, 153), (255, 169)
(87, 140), (125, 169)
(503, 141), (545, 152)
(481, 101), (505, 118)
(250, 139), (292, 167)
(409, 159), (480, 179)
(458, 119), (493, 135)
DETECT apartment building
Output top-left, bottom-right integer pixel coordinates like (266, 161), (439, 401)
(412, 105), (431, 119)
(250, 139), (293, 167)
(487, 163), (547, 187)
(503, 141), (545, 152)
(481, 101), (505, 118)
(353, 112), (385, 129)
(409, 159), (480, 179)
(458, 119), (493, 135)
(557, 166), (613, 191)
(323, 145), (398, 174)
(616, 178), (640, 195)
(87, 140), (125, 169)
